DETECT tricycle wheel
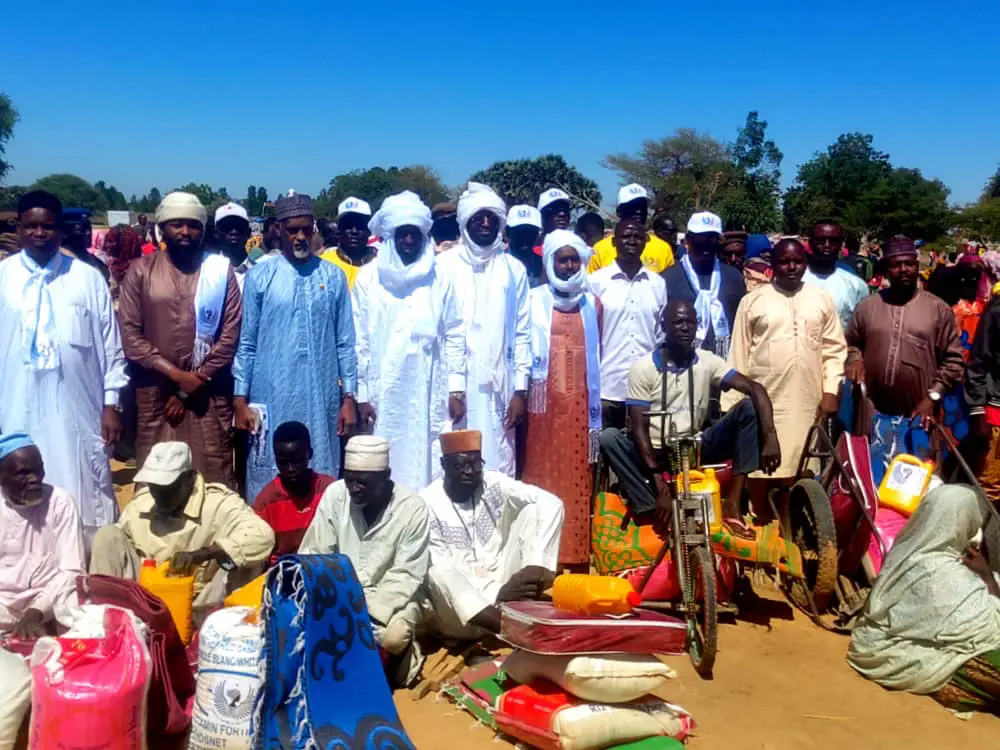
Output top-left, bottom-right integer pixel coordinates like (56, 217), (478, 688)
(786, 478), (839, 614)
(687, 546), (717, 678)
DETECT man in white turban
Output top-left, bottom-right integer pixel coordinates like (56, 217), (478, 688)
(352, 191), (466, 490)
(436, 183), (531, 477)
(300, 435), (429, 686)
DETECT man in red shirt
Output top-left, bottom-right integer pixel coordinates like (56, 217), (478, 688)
(252, 421), (334, 560)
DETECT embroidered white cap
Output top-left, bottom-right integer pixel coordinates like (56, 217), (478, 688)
(537, 188), (571, 212)
(214, 202), (249, 224)
(134, 441), (193, 486)
(507, 205), (542, 229)
(344, 435), (390, 472)
(686, 211), (724, 235)
(617, 183), (649, 206)
(337, 197), (372, 218)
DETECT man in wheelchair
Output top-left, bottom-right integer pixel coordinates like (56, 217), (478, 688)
(599, 299), (781, 539)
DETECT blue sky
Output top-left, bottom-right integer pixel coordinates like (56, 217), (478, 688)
(5, 0), (999, 208)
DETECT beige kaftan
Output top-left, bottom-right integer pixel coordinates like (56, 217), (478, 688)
(724, 282), (846, 478)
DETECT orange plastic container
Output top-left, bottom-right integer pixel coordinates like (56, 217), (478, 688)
(138, 559), (195, 643)
(878, 454), (934, 516)
(552, 574), (641, 616)
(678, 469), (723, 535)
(224, 573), (267, 615)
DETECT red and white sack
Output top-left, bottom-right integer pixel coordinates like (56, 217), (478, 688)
(504, 650), (676, 703)
(189, 607), (263, 750)
(29, 605), (152, 750)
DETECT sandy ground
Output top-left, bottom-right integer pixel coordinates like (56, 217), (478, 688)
(111, 463), (1000, 749)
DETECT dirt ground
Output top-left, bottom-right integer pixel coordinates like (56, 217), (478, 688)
(111, 464), (1000, 749)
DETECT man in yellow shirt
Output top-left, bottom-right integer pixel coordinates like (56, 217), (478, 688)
(320, 197), (375, 289)
(588, 184), (675, 274)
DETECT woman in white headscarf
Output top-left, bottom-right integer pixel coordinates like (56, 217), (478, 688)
(522, 229), (602, 570)
(848, 484), (1000, 712)
(352, 191), (466, 491)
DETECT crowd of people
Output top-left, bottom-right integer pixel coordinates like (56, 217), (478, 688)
(2, 176), (1000, 715)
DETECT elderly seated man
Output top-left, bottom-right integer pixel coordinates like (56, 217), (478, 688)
(299, 435), (429, 687)
(0, 433), (85, 638)
(89, 441), (274, 613)
(599, 299), (780, 539)
(419, 430), (565, 638)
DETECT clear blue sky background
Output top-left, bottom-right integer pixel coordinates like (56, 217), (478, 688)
(5, 0), (999, 208)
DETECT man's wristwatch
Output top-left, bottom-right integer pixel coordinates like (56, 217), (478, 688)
(928, 389), (942, 403)
(343, 392), (356, 402)
(450, 391), (466, 400)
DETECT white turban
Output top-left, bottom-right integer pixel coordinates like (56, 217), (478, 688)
(155, 191), (207, 227)
(542, 229), (593, 311)
(344, 435), (390, 472)
(457, 182), (507, 263)
(369, 191), (435, 294)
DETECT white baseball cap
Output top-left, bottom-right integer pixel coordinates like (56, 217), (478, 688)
(617, 183), (649, 206)
(214, 202), (249, 224)
(507, 205), (542, 229)
(337, 197), (372, 219)
(686, 211), (724, 235)
(537, 188), (571, 212)
(134, 441), (193, 486)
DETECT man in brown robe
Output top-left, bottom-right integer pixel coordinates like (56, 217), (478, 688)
(118, 191), (242, 486)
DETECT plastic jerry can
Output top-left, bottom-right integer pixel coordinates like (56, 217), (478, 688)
(878, 454), (934, 516)
(224, 572), (267, 617)
(138, 559), (195, 643)
(552, 573), (641, 616)
(677, 469), (723, 535)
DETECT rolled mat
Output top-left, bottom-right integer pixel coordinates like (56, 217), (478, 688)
(251, 554), (414, 749)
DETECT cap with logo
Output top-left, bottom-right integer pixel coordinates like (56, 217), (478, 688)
(686, 211), (724, 236)
(214, 202), (250, 225)
(617, 184), (649, 206)
(537, 188), (571, 212)
(337, 197), (373, 219)
(134, 441), (193, 487)
(507, 205), (542, 230)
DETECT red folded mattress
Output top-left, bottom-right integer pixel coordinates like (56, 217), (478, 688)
(500, 601), (687, 656)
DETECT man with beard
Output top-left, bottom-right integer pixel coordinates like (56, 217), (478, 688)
(213, 202), (254, 293)
(437, 183), (531, 476)
(353, 191), (465, 490)
(588, 185), (674, 274)
(234, 192), (358, 504)
(803, 220), (869, 332)
(320, 197), (374, 290)
(119, 192), (242, 487)
(0, 190), (127, 545)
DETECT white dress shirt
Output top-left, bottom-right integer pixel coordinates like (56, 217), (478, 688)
(589, 261), (668, 402)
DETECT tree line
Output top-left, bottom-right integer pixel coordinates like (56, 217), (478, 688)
(0, 91), (997, 244)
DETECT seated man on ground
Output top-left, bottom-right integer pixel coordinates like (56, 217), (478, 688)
(420, 429), (565, 638)
(299, 436), (429, 687)
(253, 421), (335, 561)
(89, 441), (275, 615)
(849, 484), (1000, 713)
(0, 433), (85, 637)
(599, 299), (781, 539)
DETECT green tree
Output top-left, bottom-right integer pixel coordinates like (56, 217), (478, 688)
(0, 185), (26, 210)
(0, 93), (18, 184)
(982, 164), (1000, 201)
(314, 166), (450, 217)
(957, 198), (1000, 243)
(174, 183), (230, 211)
(94, 181), (129, 211)
(715, 112), (783, 232)
(244, 186), (268, 216)
(128, 187), (163, 214)
(468, 154), (601, 211)
(604, 128), (734, 219)
(31, 174), (106, 212)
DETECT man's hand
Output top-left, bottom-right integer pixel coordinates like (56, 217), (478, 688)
(358, 402), (377, 430)
(652, 475), (673, 539)
(818, 392), (839, 418)
(169, 546), (220, 575)
(164, 395), (185, 426)
(468, 605), (502, 635)
(759, 429), (782, 475)
(337, 396), (357, 436)
(0, 233), (18, 256)
(504, 392), (527, 431)
(448, 393), (467, 424)
(233, 398), (258, 433)
(101, 406), (122, 446)
(497, 566), (552, 603)
(912, 396), (937, 431)
(845, 359), (865, 383)
(12, 608), (46, 639)
(173, 369), (208, 395)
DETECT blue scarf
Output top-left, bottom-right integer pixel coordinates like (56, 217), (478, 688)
(680, 253), (730, 357)
(252, 554), (415, 749)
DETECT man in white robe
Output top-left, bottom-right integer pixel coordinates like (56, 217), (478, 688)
(300, 436), (429, 686)
(0, 191), (127, 548)
(353, 192), (466, 490)
(436, 183), (531, 476)
(419, 430), (564, 638)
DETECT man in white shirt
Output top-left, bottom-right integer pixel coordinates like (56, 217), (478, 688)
(420, 430), (564, 638)
(0, 190), (127, 548)
(590, 219), (668, 429)
(803, 220), (869, 332)
(300, 436), (429, 686)
(213, 202), (253, 293)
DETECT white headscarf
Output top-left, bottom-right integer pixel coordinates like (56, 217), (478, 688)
(457, 182), (507, 265)
(368, 191), (435, 295)
(541, 229), (593, 311)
